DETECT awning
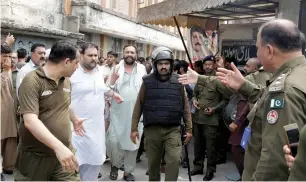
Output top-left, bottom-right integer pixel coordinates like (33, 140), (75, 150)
(137, 0), (278, 28)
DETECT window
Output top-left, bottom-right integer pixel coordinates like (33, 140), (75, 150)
(137, 43), (145, 57)
(111, 37), (122, 58)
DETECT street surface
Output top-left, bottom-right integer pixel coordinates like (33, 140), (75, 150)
(3, 139), (237, 181)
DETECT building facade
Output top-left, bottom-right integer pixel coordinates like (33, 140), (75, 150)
(1, 0), (84, 54)
(1, 0), (186, 60)
(70, 0), (187, 59)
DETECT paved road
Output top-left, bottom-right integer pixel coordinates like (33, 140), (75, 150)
(3, 139), (239, 181)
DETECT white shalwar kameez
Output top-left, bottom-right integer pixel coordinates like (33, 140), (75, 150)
(70, 65), (110, 181)
(106, 61), (146, 174)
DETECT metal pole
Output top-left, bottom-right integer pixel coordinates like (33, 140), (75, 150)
(173, 16), (194, 70)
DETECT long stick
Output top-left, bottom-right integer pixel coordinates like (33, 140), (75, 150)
(173, 16), (194, 70)
(184, 144), (192, 181)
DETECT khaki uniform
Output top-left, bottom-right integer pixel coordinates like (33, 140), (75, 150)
(132, 82), (192, 181)
(15, 67), (80, 181)
(245, 67), (273, 86)
(192, 76), (228, 173)
(239, 57), (306, 180)
(288, 125), (306, 180)
(196, 56), (306, 180)
(1, 71), (18, 171)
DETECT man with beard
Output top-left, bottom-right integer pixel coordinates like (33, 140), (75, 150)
(106, 45), (147, 181)
(131, 46), (192, 181)
(191, 55), (228, 181)
(16, 43), (46, 98)
(70, 43), (123, 181)
(244, 58), (261, 75)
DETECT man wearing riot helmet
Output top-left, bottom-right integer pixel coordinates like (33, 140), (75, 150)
(131, 46), (192, 181)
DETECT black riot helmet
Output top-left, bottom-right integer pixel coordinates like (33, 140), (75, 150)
(151, 46), (174, 75)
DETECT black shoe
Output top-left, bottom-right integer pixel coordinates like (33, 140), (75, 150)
(109, 166), (118, 180)
(123, 173), (135, 181)
(190, 169), (203, 176)
(120, 165), (125, 171)
(2, 169), (13, 175)
(1, 173), (5, 181)
(203, 172), (214, 181)
(136, 157), (141, 163)
(98, 173), (102, 179)
(145, 170), (149, 175)
(181, 161), (188, 168)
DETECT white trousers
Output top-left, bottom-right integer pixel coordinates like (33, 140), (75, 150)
(79, 164), (101, 181)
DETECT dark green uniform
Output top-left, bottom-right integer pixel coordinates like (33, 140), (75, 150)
(245, 67), (273, 110)
(131, 76), (192, 181)
(245, 67), (273, 86)
(193, 76), (228, 173)
(196, 56), (306, 180)
(288, 125), (306, 180)
(239, 56), (306, 180)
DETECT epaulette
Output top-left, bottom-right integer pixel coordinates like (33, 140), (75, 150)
(268, 69), (291, 92)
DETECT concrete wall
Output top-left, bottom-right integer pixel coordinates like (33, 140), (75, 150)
(219, 23), (261, 49)
(277, 0), (301, 24)
(1, 0), (63, 30)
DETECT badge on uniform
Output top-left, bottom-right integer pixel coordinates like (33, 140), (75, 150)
(270, 98), (284, 109)
(267, 110), (278, 124)
(241, 127), (251, 150)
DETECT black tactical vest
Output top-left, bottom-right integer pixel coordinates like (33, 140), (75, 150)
(143, 74), (183, 127)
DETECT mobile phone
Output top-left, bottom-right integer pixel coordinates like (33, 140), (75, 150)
(283, 123), (300, 157)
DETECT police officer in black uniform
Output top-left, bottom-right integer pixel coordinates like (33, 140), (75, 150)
(131, 46), (192, 181)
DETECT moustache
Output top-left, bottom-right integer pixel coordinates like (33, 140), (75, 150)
(195, 42), (201, 45)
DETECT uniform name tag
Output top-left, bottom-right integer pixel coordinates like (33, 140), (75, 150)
(270, 98), (284, 109)
(241, 127), (251, 150)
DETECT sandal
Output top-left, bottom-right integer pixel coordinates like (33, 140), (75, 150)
(109, 166), (118, 180)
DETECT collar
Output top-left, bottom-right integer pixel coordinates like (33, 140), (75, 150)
(36, 67), (65, 82)
(268, 56), (306, 85)
(29, 60), (38, 68)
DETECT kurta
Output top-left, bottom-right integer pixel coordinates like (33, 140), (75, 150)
(1, 71), (18, 139)
(108, 63), (146, 151)
(70, 66), (110, 165)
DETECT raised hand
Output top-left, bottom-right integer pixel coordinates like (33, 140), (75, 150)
(216, 62), (245, 90)
(178, 67), (199, 85)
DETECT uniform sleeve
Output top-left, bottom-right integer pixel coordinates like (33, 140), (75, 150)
(182, 88), (192, 133)
(288, 125), (306, 181)
(131, 82), (145, 132)
(197, 75), (233, 98)
(251, 87), (306, 181)
(19, 78), (40, 116)
(238, 79), (266, 104)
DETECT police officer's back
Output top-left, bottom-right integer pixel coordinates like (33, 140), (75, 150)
(131, 47), (192, 181)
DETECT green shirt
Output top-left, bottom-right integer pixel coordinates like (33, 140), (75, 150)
(239, 56), (306, 181)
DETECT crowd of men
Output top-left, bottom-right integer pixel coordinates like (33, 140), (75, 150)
(1, 18), (306, 182)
